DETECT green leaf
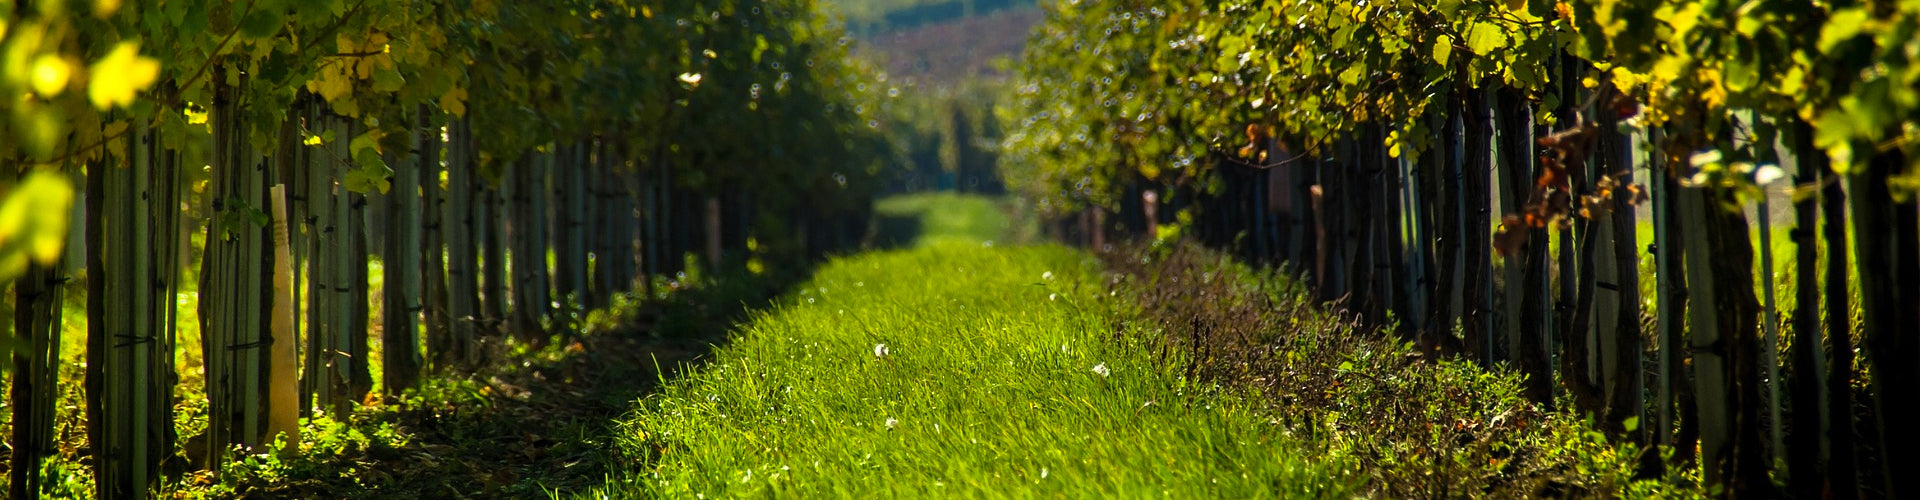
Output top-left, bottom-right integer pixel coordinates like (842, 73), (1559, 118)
(1339, 65), (1364, 86)
(1467, 23), (1507, 56)
(1723, 59), (1757, 93)
(344, 162), (392, 194)
(1332, 23), (1358, 50)
(1622, 416), (1639, 432)
(10, 104), (64, 160)
(239, 9), (284, 39)
(346, 131), (393, 193)
(372, 66), (406, 93)
(1432, 35), (1454, 66)
(1818, 8), (1869, 54)
(217, 197), (267, 236)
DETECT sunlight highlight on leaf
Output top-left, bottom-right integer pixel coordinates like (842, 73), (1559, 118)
(0, 171), (77, 274)
(30, 54), (70, 96)
(87, 42), (161, 109)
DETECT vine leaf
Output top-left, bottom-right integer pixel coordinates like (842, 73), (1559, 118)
(87, 42), (162, 110)
(1467, 23), (1507, 55)
(0, 171), (77, 275)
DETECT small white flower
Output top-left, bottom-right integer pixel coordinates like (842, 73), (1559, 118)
(1092, 363), (1110, 378)
(874, 343), (890, 358)
(1040, 467), (1050, 479)
(885, 417), (898, 429)
(1042, 271), (1055, 281)
(1049, 293), (1057, 301)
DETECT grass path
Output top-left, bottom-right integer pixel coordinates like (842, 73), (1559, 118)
(578, 241), (1351, 497)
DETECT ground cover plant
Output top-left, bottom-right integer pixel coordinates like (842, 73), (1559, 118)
(1103, 241), (1698, 498)
(170, 267), (791, 499)
(581, 241), (1354, 498)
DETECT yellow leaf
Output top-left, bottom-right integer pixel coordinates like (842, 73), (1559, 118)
(87, 42), (161, 110)
(185, 106), (209, 124)
(93, 0), (122, 17)
(305, 64), (354, 102)
(31, 54), (70, 96)
(439, 86), (467, 117)
(0, 171), (77, 264)
(103, 120), (130, 160)
(1698, 67), (1726, 110)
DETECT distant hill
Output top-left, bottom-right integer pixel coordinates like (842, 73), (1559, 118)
(829, 0), (1039, 36)
(854, 6), (1042, 87)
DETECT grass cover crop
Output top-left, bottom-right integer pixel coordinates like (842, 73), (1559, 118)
(582, 242), (1351, 497)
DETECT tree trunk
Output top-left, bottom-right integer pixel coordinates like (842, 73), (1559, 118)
(1600, 115), (1644, 447)
(481, 176), (509, 331)
(441, 117), (480, 368)
(1681, 182), (1771, 496)
(349, 194), (372, 401)
(1559, 95), (1605, 414)
(1426, 108), (1462, 353)
(706, 195), (724, 267)
(419, 106), (450, 373)
(1495, 88), (1553, 403)
(591, 140), (632, 306)
(1648, 126), (1699, 467)
(1820, 138), (1858, 499)
(553, 143), (588, 310)
(1462, 89), (1495, 365)
(301, 105), (327, 416)
(1786, 118), (1828, 498)
(263, 114), (301, 452)
(1849, 150), (1920, 499)
(480, 164), (510, 332)
(381, 109), (425, 394)
(1750, 119), (1786, 476)
(319, 115), (359, 414)
(266, 184), (300, 450)
(1400, 129), (1431, 345)
(509, 154), (552, 339)
(200, 72), (276, 470)
(13, 238), (67, 498)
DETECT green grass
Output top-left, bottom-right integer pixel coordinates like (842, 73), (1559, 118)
(577, 241), (1352, 497)
(873, 191), (1028, 247)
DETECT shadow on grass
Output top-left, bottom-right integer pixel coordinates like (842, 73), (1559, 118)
(198, 269), (800, 499)
(869, 213), (925, 250)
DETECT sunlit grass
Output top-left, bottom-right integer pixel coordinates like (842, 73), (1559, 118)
(574, 241), (1352, 498)
(873, 191), (1029, 247)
